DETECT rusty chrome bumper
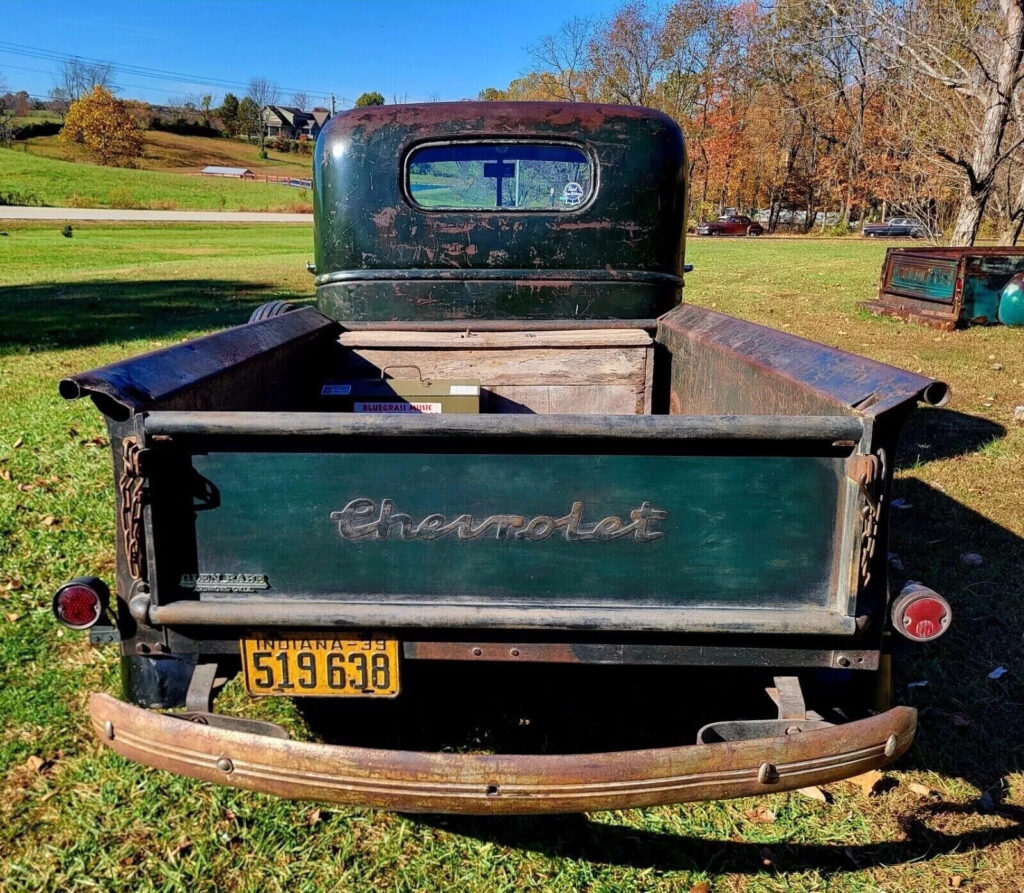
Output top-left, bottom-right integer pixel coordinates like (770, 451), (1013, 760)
(90, 693), (915, 815)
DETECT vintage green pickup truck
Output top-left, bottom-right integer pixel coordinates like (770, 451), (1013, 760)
(56, 103), (952, 814)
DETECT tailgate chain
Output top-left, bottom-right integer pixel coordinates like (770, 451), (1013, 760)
(848, 449), (886, 588)
(118, 437), (148, 583)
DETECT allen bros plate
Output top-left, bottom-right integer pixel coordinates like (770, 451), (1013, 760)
(241, 635), (400, 697)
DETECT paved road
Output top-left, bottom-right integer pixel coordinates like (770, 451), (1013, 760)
(0, 206), (312, 223)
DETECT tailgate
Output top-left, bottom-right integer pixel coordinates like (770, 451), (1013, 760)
(137, 412), (867, 636)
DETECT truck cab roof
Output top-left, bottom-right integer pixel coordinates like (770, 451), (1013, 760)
(312, 102), (688, 321)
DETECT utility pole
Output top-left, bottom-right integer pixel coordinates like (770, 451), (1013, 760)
(331, 93), (336, 116)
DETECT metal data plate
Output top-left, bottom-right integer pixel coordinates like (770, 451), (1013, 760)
(241, 635), (400, 697)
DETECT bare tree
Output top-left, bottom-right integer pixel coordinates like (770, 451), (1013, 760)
(588, 2), (664, 106)
(247, 77), (279, 154)
(530, 16), (595, 101)
(850, 0), (1024, 245)
(50, 57), (114, 117)
(0, 72), (14, 148)
(291, 91), (310, 111)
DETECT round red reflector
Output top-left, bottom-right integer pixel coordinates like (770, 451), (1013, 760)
(54, 584), (102, 629)
(892, 583), (951, 642)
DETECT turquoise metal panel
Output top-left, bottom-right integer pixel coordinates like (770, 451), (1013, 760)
(184, 451), (844, 609)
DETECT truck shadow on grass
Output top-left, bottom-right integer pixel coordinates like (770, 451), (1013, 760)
(895, 406), (1006, 467)
(422, 802), (1024, 875)
(407, 471), (1024, 876)
(0, 279), (309, 354)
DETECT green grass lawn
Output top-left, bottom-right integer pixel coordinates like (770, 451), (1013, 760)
(0, 148), (312, 212)
(0, 226), (1021, 891)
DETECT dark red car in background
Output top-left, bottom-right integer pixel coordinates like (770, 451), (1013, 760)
(696, 214), (764, 236)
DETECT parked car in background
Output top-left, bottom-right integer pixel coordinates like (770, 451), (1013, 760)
(862, 217), (927, 238)
(696, 214), (763, 236)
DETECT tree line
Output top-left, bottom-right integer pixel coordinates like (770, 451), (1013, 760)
(479, 0), (1024, 245)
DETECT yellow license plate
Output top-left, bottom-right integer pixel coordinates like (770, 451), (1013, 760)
(241, 635), (400, 697)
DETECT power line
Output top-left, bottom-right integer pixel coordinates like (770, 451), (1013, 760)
(0, 40), (335, 99)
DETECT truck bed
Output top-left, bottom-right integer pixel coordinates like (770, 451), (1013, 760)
(60, 303), (946, 655)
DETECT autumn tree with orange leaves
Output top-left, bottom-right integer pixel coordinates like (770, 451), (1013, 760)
(479, 0), (1024, 244)
(60, 85), (144, 168)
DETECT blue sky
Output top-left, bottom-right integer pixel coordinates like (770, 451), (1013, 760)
(0, 0), (624, 108)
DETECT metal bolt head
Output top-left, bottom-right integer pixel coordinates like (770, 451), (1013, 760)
(471, 647), (483, 657)
(884, 734), (898, 758)
(837, 655), (851, 668)
(509, 648), (520, 657)
(103, 720), (114, 740)
(757, 762), (778, 784)
(216, 756), (234, 773)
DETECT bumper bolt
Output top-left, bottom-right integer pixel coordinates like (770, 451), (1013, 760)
(884, 734), (898, 758)
(757, 762), (779, 784)
(216, 757), (234, 773)
(471, 647), (483, 656)
(103, 720), (114, 740)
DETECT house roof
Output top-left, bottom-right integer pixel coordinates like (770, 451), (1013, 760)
(202, 166), (253, 176)
(263, 105), (332, 129)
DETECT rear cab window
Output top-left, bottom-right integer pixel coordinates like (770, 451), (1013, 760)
(406, 142), (594, 211)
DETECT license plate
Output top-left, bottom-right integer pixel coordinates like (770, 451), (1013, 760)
(240, 635), (400, 697)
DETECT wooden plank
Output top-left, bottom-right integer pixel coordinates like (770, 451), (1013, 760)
(338, 329), (653, 349)
(484, 385), (642, 414)
(640, 342), (655, 413)
(344, 347), (648, 386)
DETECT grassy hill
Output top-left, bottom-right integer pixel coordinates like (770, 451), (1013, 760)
(23, 129), (312, 176)
(0, 147), (312, 212)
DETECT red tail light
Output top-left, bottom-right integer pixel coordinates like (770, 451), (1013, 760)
(53, 578), (108, 630)
(891, 583), (951, 642)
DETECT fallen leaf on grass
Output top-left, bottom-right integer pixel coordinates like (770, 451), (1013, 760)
(949, 876), (963, 888)
(988, 666), (1008, 679)
(39, 515), (58, 527)
(167, 837), (193, 861)
(909, 782), (943, 799)
(13, 437), (23, 449)
(7, 612), (20, 623)
(25, 755), (52, 774)
(744, 806), (776, 824)
(797, 785), (831, 803)
(849, 770), (890, 796)
(16, 483), (34, 493)
(4, 579), (23, 591)
(0, 469), (10, 482)
(306, 808), (322, 826)
(689, 883), (711, 893)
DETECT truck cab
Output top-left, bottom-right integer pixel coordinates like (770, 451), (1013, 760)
(57, 103), (950, 814)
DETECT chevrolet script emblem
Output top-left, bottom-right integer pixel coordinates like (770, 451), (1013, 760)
(330, 499), (667, 543)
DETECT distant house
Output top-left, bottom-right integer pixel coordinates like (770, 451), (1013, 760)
(261, 105), (331, 140)
(202, 166), (255, 179)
